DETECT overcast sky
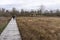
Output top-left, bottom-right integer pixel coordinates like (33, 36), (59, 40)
(0, 0), (60, 10)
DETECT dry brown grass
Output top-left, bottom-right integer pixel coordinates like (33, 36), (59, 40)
(17, 17), (60, 40)
(0, 17), (11, 34)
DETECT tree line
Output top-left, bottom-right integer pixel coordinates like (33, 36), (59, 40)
(0, 6), (60, 17)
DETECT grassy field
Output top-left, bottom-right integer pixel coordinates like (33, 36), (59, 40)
(0, 17), (11, 34)
(17, 17), (60, 40)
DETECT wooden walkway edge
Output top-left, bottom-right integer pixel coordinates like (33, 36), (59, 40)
(0, 18), (22, 40)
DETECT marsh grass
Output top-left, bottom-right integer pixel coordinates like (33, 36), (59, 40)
(17, 17), (60, 40)
(0, 17), (11, 34)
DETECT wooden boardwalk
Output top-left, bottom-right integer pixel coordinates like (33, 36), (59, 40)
(0, 18), (22, 40)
